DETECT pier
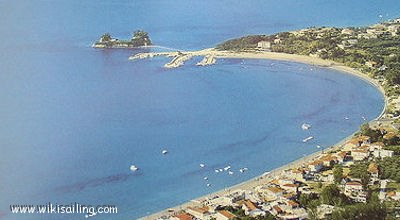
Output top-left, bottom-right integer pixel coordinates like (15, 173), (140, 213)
(196, 55), (216, 66)
(128, 49), (217, 69)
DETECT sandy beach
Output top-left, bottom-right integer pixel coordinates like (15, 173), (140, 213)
(137, 49), (388, 220)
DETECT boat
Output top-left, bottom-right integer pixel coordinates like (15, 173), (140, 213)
(228, 171), (234, 175)
(215, 169), (219, 173)
(316, 145), (321, 149)
(162, 149), (168, 155)
(207, 183), (211, 187)
(239, 167), (248, 173)
(302, 136), (314, 143)
(204, 177), (208, 180)
(219, 168), (223, 172)
(200, 163), (205, 168)
(223, 165), (231, 171)
(130, 165), (139, 171)
(301, 123), (311, 130)
(344, 117), (349, 120)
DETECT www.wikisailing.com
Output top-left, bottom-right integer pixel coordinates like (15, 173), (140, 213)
(10, 202), (117, 218)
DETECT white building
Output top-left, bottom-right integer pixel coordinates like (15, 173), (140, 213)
(257, 41), (271, 51)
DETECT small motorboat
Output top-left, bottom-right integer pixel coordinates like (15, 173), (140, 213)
(302, 136), (314, 143)
(301, 123), (311, 130)
(130, 165), (139, 172)
(200, 163), (205, 168)
(162, 150), (168, 155)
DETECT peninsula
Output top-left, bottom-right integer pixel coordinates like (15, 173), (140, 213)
(135, 18), (400, 220)
(92, 30), (151, 48)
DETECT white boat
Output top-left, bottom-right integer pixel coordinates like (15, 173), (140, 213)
(204, 177), (208, 180)
(301, 123), (311, 130)
(219, 168), (223, 172)
(215, 169), (219, 173)
(130, 165), (139, 171)
(223, 166), (231, 171)
(162, 150), (168, 155)
(302, 136), (314, 143)
(207, 183), (211, 187)
(239, 167), (248, 173)
(228, 171), (234, 175)
(316, 145), (321, 149)
(344, 117), (349, 120)
(200, 163), (205, 168)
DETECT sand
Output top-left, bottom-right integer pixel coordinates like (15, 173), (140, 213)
(136, 48), (388, 219)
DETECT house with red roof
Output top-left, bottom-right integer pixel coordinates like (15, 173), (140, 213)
(215, 210), (236, 220)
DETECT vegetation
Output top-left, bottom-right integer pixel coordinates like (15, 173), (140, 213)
(216, 21), (400, 87)
(377, 156), (400, 182)
(320, 184), (350, 206)
(349, 161), (370, 187)
(298, 193), (320, 209)
(94, 30), (151, 48)
(384, 145), (400, 155)
(130, 30), (152, 47)
(359, 123), (384, 142)
(333, 165), (344, 184)
(329, 201), (387, 220)
(220, 206), (276, 220)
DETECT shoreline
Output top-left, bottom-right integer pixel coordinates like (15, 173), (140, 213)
(138, 49), (389, 220)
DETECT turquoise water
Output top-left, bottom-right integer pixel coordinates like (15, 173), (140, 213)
(0, 0), (396, 219)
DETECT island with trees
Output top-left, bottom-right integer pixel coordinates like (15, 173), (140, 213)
(92, 30), (151, 48)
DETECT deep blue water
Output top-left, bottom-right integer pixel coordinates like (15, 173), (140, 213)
(0, 0), (397, 219)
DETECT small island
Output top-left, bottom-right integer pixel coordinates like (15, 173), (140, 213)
(92, 30), (151, 48)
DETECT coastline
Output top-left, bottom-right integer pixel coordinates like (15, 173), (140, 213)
(138, 49), (389, 219)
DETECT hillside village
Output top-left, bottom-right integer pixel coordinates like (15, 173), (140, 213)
(153, 19), (400, 220)
(155, 123), (400, 220)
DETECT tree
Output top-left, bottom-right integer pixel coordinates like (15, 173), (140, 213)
(320, 184), (341, 205)
(299, 193), (319, 208)
(330, 202), (386, 220)
(349, 162), (370, 187)
(100, 33), (112, 42)
(377, 156), (400, 181)
(359, 123), (383, 142)
(333, 165), (343, 184)
(131, 30), (152, 46)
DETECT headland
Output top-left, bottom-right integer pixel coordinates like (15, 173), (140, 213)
(134, 18), (400, 220)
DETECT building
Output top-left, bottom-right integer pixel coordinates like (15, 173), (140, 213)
(365, 61), (378, 68)
(344, 182), (367, 203)
(368, 162), (379, 183)
(239, 200), (265, 217)
(186, 206), (210, 219)
(373, 149), (394, 158)
(271, 205), (283, 215)
(341, 28), (355, 35)
(257, 41), (271, 51)
(171, 213), (194, 220)
(309, 160), (324, 172)
(265, 186), (285, 199)
(215, 210), (236, 220)
(351, 149), (369, 161)
(281, 183), (298, 193)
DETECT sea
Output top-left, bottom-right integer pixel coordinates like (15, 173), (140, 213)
(0, 0), (398, 219)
